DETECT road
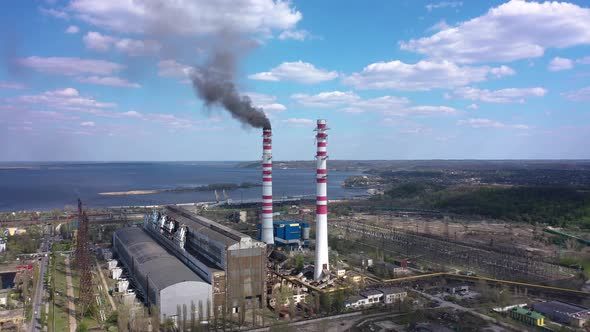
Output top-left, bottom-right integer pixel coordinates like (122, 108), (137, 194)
(29, 240), (49, 332)
(64, 256), (77, 332)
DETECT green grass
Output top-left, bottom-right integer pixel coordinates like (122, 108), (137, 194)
(560, 256), (590, 278)
(49, 255), (70, 332)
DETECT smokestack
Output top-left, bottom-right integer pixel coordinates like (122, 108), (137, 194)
(314, 119), (329, 280)
(261, 127), (274, 244)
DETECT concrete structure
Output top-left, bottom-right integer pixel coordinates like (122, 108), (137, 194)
(445, 284), (469, 294)
(0, 289), (10, 306)
(112, 227), (212, 319)
(379, 288), (407, 304)
(110, 267), (122, 280)
(314, 119), (329, 280)
(532, 301), (590, 327)
(144, 206), (267, 315)
(344, 288), (407, 309)
(509, 307), (545, 326)
(360, 289), (383, 304)
(107, 259), (118, 270)
(261, 127), (274, 244)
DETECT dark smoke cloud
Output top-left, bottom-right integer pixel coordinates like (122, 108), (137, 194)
(189, 50), (270, 129)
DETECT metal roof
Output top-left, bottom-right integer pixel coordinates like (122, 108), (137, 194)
(165, 206), (248, 247)
(378, 287), (406, 295)
(114, 227), (208, 290)
(511, 307), (544, 319)
(360, 289), (383, 297)
(534, 301), (590, 315)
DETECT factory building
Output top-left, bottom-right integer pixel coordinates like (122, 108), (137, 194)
(112, 227), (212, 319)
(532, 301), (590, 327)
(508, 307), (545, 326)
(257, 221), (310, 249)
(144, 206), (267, 315)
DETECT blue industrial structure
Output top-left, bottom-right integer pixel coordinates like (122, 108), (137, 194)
(258, 221), (310, 249)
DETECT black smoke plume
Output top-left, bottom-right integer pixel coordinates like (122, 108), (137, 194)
(190, 51), (270, 129)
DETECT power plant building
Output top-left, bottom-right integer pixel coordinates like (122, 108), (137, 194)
(143, 206), (267, 315)
(112, 227), (212, 319)
(257, 221), (310, 249)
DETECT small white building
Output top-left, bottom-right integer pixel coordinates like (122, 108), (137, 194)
(379, 288), (407, 304)
(111, 267), (123, 280)
(117, 279), (129, 292)
(335, 268), (346, 277)
(360, 289), (383, 304)
(107, 259), (118, 270)
(344, 295), (369, 309)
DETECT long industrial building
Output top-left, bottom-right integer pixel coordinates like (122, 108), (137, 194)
(112, 227), (211, 318)
(143, 205), (267, 315)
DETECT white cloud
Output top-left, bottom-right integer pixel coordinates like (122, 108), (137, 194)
(447, 86), (547, 103)
(278, 29), (309, 41)
(457, 118), (529, 130)
(291, 91), (410, 114)
(291, 91), (360, 107)
(428, 20), (450, 32)
(245, 92), (286, 112)
(83, 31), (116, 52)
(343, 60), (514, 91)
(281, 118), (313, 126)
(17, 56), (124, 76)
(249, 61), (338, 84)
(388, 106), (458, 117)
(12, 88), (116, 112)
(561, 86), (590, 101)
(467, 103), (479, 110)
(39, 7), (68, 19)
(83, 32), (161, 56)
(548, 57), (574, 71)
(402, 0), (590, 63)
(115, 38), (161, 56)
(0, 82), (26, 89)
(65, 25), (80, 34)
(75, 76), (141, 88)
(68, 0), (301, 36)
(158, 60), (193, 78)
(80, 121), (95, 127)
(426, 1), (462, 12)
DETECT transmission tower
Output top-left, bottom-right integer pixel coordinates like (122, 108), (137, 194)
(75, 200), (94, 317)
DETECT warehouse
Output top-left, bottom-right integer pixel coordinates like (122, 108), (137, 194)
(112, 227), (212, 319)
(144, 206), (267, 315)
(532, 301), (590, 327)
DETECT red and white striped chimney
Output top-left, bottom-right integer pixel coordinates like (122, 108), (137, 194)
(314, 119), (329, 279)
(261, 128), (274, 244)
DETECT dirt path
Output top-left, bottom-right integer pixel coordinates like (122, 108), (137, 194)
(95, 257), (116, 310)
(64, 256), (77, 332)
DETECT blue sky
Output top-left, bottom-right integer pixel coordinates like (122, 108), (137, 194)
(0, 0), (589, 161)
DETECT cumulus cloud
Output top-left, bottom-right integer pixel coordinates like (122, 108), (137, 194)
(548, 57), (574, 71)
(245, 92), (286, 112)
(11, 88), (116, 112)
(446, 86), (547, 103)
(467, 103), (479, 110)
(80, 121), (95, 127)
(561, 86), (590, 101)
(428, 20), (450, 32)
(291, 91), (361, 107)
(65, 25), (80, 34)
(388, 106), (458, 117)
(0, 82), (26, 89)
(343, 60), (514, 91)
(278, 29), (310, 41)
(75, 76), (141, 88)
(249, 61), (338, 84)
(426, 1), (462, 12)
(158, 60), (193, 78)
(281, 118), (314, 126)
(39, 7), (68, 19)
(83, 31), (116, 52)
(457, 118), (529, 130)
(83, 32), (161, 56)
(401, 0), (590, 63)
(67, 0), (301, 36)
(17, 56), (124, 76)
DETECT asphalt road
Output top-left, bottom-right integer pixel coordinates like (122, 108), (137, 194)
(29, 240), (49, 332)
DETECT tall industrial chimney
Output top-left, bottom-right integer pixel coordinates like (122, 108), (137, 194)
(314, 119), (329, 279)
(261, 128), (274, 244)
